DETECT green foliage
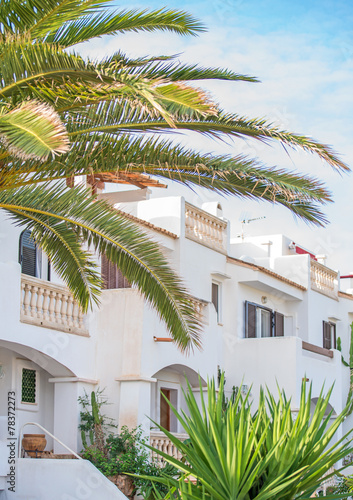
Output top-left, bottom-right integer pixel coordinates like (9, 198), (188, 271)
(144, 374), (353, 500)
(337, 337), (349, 367)
(1, 0), (350, 350)
(324, 474), (350, 499)
(349, 323), (353, 368)
(78, 388), (116, 449)
(78, 391), (177, 498)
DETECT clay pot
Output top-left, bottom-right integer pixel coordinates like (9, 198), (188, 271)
(22, 434), (47, 458)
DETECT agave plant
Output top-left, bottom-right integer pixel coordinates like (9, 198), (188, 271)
(0, 0), (350, 350)
(144, 376), (353, 499)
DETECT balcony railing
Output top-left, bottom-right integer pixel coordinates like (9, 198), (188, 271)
(310, 260), (338, 300)
(185, 202), (227, 253)
(150, 431), (188, 463)
(20, 275), (88, 336)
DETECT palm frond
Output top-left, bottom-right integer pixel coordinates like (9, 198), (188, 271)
(0, 0), (103, 35)
(44, 7), (205, 46)
(4, 134), (331, 226)
(95, 52), (259, 83)
(0, 183), (201, 351)
(0, 100), (69, 160)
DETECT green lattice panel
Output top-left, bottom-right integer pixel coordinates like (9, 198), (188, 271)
(21, 368), (36, 403)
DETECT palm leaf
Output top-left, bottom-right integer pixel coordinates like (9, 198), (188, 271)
(0, 100), (69, 160)
(0, 183), (201, 351)
(43, 7), (205, 46)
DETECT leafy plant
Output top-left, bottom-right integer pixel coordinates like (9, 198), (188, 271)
(143, 374), (353, 500)
(78, 392), (176, 498)
(78, 388), (116, 452)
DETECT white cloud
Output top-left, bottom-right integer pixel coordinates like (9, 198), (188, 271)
(77, 18), (353, 272)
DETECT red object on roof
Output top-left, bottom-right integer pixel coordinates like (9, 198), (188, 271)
(295, 245), (317, 261)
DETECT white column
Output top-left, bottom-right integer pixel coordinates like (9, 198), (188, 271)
(117, 377), (156, 436)
(49, 377), (97, 454)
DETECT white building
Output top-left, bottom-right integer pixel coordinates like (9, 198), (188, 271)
(0, 185), (352, 498)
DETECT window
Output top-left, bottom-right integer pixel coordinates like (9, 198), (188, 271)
(245, 301), (284, 338)
(323, 321), (336, 350)
(21, 368), (37, 404)
(101, 254), (131, 289)
(19, 229), (39, 277)
(212, 282), (221, 322)
(19, 229), (50, 280)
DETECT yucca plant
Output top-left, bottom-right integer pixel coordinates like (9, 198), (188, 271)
(0, 0), (350, 351)
(144, 376), (353, 499)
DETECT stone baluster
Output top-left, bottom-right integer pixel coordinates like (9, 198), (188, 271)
(66, 295), (74, 327)
(35, 286), (44, 320)
(29, 286), (38, 317)
(78, 308), (84, 330)
(72, 302), (79, 328)
(22, 282), (31, 317)
(185, 211), (192, 237)
(42, 288), (50, 321)
(54, 293), (62, 323)
(60, 293), (68, 326)
(48, 290), (56, 322)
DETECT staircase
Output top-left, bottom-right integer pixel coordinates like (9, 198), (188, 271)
(6, 458), (129, 499)
(0, 421), (128, 500)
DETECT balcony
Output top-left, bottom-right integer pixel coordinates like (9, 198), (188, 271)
(150, 431), (188, 463)
(185, 202), (227, 253)
(310, 260), (338, 300)
(232, 336), (346, 414)
(20, 275), (88, 336)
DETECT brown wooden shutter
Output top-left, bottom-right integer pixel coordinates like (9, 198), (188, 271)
(323, 321), (331, 349)
(117, 269), (131, 289)
(101, 254), (113, 289)
(246, 302), (256, 338)
(274, 312), (284, 337)
(332, 324), (336, 349)
(101, 254), (131, 289)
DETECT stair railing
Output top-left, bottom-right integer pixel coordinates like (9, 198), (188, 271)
(18, 422), (81, 459)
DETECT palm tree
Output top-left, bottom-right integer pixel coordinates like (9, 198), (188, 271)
(0, 0), (349, 351)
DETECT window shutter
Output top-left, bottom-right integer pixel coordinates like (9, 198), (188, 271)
(323, 321), (331, 349)
(333, 324), (336, 349)
(212, 283), (219, 313)
(117, 269), (131, 289)
(20, 230), (37, 277)
(246, 302), (256, 338)
(274, 312), (284, 337)
(101, 254), (112, 289)
(101, 254), (131, 289)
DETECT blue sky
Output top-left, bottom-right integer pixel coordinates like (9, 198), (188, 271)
(80, 0), (353, 274)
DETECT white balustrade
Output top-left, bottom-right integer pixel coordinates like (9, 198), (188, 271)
(185, 202), (227, 253)
(150, 431), (189, 464)
(310, 260), (338, 300)
(20, 275), (88, 335)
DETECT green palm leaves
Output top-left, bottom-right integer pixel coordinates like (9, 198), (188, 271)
(0, 0), (350, 350)
(146, 377), (353, 500)
(0, 101), (69, 160)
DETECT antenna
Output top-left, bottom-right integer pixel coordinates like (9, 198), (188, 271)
(240, 216), (266, 240)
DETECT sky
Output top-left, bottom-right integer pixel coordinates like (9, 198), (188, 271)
(78, 0), (353, 275)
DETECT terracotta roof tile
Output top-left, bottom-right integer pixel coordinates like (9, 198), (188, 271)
(226, 256), (307, 291)
(116, 210), (178, 239)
